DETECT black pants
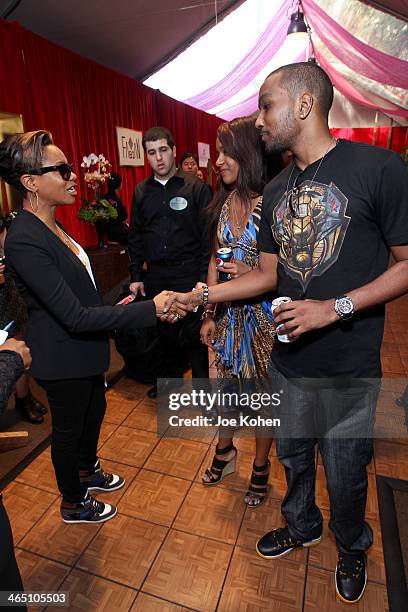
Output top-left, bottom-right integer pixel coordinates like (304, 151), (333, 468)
(0, 496), (26, 610)
(36, 375), (106, 503)
(145, 262), (209, 379)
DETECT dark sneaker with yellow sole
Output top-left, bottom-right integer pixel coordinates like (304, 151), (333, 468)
(335, 552), (367, 604)
(256, 526), (322, 559)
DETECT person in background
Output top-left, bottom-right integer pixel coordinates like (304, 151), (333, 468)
(0, 213), (47, 423)
(104, 172), (129, 245)
(0, 130), (186, 525)
(181, 153), (212, 191)
(0, 338), (31, 607)
(128, 127), (211, 398)
(200, 116), (276, 507)
(180, 152), (199, 176)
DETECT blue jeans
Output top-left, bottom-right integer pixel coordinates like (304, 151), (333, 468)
(268, 361), (379, 554)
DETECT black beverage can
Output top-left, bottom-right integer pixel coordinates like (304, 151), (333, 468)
(216, 247), (234, 282)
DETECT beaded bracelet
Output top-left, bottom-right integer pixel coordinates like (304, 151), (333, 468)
(201, 284), (209, 306)
(200, 310), (214, 321)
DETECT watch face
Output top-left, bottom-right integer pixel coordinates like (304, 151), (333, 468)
(337, 297), (353, 315)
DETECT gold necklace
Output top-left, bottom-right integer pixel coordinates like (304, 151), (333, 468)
(56, 227), (81, 258)
(57, 227), (72, 248)
(229, 191), (247, 234)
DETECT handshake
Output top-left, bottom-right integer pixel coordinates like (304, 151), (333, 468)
(129, 282), (207, 324)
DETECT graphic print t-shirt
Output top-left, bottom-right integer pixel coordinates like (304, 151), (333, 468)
(258, 140), (408, 378)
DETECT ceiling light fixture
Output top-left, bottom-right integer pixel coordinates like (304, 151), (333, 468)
(287, 2), (308, 37)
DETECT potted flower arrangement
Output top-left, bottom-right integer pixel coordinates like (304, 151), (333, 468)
(77, 153), (118, 248)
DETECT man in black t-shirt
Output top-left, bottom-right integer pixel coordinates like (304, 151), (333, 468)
(168, 63), (408, 604)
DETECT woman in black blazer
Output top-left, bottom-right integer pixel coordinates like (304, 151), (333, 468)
(0, 130), (185, 524)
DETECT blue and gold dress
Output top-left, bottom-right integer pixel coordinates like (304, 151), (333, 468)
(214, 193), (275, 378)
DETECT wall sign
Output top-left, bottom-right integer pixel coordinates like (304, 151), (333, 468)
(116, 127), (144, 166)
(198, 142), (210, 168)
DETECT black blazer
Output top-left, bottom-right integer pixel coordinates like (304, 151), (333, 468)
(5, 210), (156, 380)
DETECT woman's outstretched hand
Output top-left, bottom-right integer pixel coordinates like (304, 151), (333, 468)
(162, 290), (202, 315)
(153, 291), (190, 323)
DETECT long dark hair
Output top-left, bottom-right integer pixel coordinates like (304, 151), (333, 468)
(207, 116), (266, 249)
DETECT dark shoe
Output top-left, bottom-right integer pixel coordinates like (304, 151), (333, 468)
(148, 379), (184, 399)
(61, 492), (117, 524)
(244, 459), (270, 508)
(29, 394), (48, 415)
(256, 526), (322, 559)
(147, 385), (157, 399)
(80, 459), (125, 493)
(335, 552), (367, 604)
(202, 444), (237, 486)
(15, 394), (44, 424)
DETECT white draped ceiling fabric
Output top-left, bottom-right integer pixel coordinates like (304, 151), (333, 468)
(144, 0), (408, 127)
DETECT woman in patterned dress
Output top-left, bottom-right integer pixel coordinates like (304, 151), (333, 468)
(200, 116), (276, 507)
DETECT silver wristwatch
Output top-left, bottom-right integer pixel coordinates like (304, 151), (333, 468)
(334, 295), (354, 320)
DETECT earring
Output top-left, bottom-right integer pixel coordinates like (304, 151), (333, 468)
(28, 191), (39, 213)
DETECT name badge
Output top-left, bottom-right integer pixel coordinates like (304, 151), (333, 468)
(169, 197), (188, 211)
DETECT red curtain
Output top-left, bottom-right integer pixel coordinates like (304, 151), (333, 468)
(0, 21), (24, 115)
(0, 19), (223, 245)
(331, 126), (407, 152)
(155, 91), (223, 183)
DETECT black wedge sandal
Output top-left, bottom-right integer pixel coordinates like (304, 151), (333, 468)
(244, 459), (270, 508)
(202, 443), (237, 486)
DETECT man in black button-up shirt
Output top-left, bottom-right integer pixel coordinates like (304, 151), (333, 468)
(128, 127), (211, 393)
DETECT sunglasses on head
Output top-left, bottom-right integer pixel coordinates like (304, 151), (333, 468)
(30, 163), (74, 181)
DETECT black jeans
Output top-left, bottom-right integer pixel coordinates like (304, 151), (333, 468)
(36, 375), (106, 503)
(269, 361), (379, 554)
(145, 262), (209, 379)
(0, 496), (26, 610)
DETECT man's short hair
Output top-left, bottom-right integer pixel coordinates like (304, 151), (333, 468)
(142, 127), (175, 152)
(180, 152), (198, 165)
(269, 62), (334, 119)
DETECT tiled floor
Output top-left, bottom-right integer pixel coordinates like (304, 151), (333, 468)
(4, 294), (408, 611)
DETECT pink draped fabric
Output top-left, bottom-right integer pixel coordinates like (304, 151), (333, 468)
(303, 0), (408, 89)
(184, 0), (292, 111)
(220, 50), (308, 121)
(317, 50), (408, 118)
(220, 92), (259, 121)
